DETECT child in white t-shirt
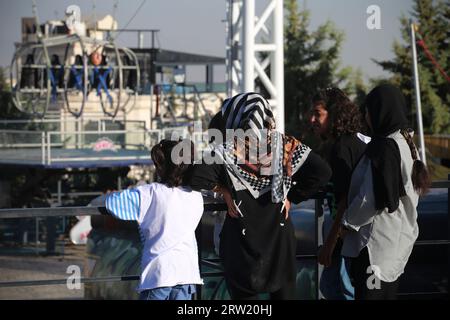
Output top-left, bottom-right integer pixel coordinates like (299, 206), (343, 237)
(105, 139), (204, 300)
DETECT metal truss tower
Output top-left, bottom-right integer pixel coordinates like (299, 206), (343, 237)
(226, 0), (285, 133)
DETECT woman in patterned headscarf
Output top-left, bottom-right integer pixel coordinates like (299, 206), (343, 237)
(190, 92), (331, 300)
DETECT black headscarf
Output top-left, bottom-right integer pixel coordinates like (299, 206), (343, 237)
(365, 84), (408, 213)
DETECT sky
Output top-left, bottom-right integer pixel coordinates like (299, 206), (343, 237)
(0, 0), (414, 83)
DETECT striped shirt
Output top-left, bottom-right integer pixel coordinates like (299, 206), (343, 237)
(105, 188), (140, 221)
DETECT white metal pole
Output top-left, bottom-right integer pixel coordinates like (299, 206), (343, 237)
(410, 22), (427, 165)
(150, 84), (153, 129)
(41, 132), (46, 165)
(138, 31), (144, 49)
(243, 0), (255, 92)
(57, 179), (62, 206)
(226, 0), (233, 97)
(231, 0), (242, 96)
(274, 0), (285, 133)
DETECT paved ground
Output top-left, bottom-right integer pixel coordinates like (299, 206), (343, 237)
(0, 243), (86, 300)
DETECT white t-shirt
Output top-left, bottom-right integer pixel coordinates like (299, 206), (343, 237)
(105, 183), (204, 292)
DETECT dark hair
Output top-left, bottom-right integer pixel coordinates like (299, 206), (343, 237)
(150, 139), (194, 188)
(312, 87), (363, 138)
(400, 129), (431, 195)
(208, 111), (225, 144)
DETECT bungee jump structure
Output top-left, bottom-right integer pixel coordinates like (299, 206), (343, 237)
(10, 1), (140, 119)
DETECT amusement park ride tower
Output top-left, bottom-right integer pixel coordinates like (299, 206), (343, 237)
(10, 0), (286, 131)
(10, 2), (140, 119)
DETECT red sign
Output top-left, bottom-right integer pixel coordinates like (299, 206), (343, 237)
(93, 137), (117, 152)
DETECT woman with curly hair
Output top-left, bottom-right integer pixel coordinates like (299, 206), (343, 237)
(309, 87), (369, 300)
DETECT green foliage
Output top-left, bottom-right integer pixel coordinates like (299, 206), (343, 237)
(0, 66), (23, 119)
(374, 0), (450, 134)
(0, 67), (8, 91)
(284, 0), (366, 137)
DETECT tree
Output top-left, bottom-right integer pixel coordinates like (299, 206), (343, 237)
(284, 0), (366, 137)
(0, 66), (23, 119)
(374, 0), (450, 134)
(0, 67), (8, 91)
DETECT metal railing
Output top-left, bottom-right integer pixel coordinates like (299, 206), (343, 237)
(0, 124), (213, 167)
(0, 180), (448, 300)
(0, 129), (162, 166)
(0, 203), (227, 292)
(0, 117), (149, 151)
(0, 118), (147, 133)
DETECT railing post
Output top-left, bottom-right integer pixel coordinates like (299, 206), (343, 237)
(117, 176), (122, 191)
(149, 84), (153, 130)
(57, 179), (62, 206)
(315, 197), (324, 300)
(194, 212), (203, 300)
(35, 217), (39, 255)
(448, 174), (449, 299)
(41, 132), (46, 165)
(46, 132), (51, 165)
(77, 117), (82, 149)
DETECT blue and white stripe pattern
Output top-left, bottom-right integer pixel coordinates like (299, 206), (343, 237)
(105, 189), (141, 221)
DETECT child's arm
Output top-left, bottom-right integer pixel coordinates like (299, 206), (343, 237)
(105, 188), (141, 221)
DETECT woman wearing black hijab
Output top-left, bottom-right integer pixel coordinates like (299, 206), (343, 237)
(190, 92), (331, 300)
(341, 84), (430, 300)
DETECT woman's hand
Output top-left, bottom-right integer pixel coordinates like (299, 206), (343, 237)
(223, 188), (240, 218)
(283, 199), (291, 220)
(214, 186), (240, 218)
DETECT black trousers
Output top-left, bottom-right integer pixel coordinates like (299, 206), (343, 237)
(351, 247), (399, 300)
(226, 279), (296, 300)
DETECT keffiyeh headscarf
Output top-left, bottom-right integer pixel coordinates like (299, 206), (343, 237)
(216, 92), (311, 203)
